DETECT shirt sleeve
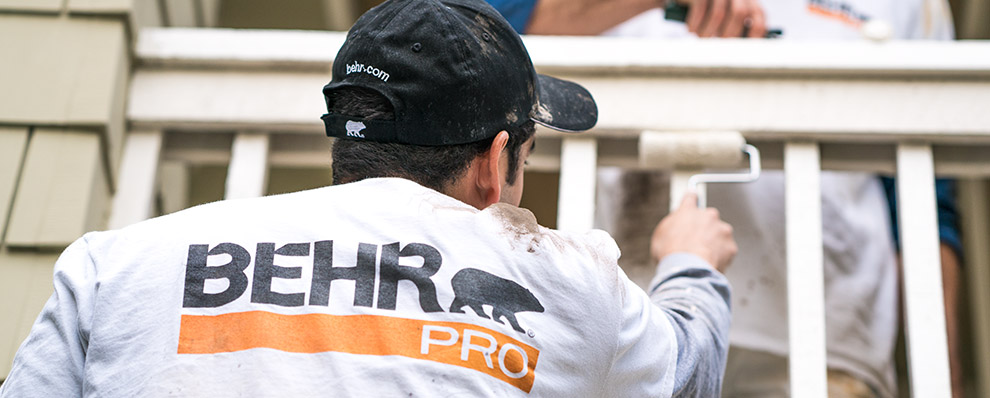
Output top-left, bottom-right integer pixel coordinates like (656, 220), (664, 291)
(0, 235), (97, 397)
(648, 253), (732, 397)
(484, 0), (538, 34)
(602, 252), (732, 397)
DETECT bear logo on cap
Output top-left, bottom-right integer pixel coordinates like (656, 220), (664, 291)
(345, 120), (367, 138)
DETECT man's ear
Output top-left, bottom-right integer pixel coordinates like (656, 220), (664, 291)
(477, 131), (509, 208)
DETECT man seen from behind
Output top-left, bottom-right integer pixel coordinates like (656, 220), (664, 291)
(0, 0), (737, 396)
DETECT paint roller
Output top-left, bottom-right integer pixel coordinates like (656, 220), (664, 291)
(639, 131), (761, 209)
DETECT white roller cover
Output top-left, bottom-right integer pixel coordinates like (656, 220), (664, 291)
(639, 131), (745, 169)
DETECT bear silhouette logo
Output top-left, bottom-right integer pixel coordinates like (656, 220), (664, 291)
(345, 120), (366, 138)
(448, 268), (544, 333)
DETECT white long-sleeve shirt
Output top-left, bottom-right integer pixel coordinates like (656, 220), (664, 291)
(1, 178), (730, 397)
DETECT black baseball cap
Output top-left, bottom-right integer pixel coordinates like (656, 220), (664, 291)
(321, 0), (598, 146)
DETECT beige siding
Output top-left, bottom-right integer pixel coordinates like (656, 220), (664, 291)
(130, 0), (164, 28)
(5, 129), (109, 249)
(106, 41), (131, 183)
(0, 14), (129, 175)
(0, 16), (127, 126)
(0, 128), (29, 243)
(0, 250), (59, 379)
(0, 0), (131, 377)
(163, 0), (198, 27)
(68, 0), (132, 13)
(0, 0), (62, 13)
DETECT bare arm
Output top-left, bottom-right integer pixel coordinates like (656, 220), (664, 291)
(685, 0), (765, 38)
(940, 243), (963, 398)
(526, 0), (659, 35)
(526, 0), (767, 38)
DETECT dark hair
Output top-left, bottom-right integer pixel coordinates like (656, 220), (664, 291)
(328, 87), (536, 192)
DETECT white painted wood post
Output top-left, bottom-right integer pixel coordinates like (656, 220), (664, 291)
(109, 131), (164, 229)
(556, 137), (597, 232)
(158, 160), (189, 215)
(784, 141), (828, 398)
(225, 133), (270, 200)
(897, 143), (951, 398)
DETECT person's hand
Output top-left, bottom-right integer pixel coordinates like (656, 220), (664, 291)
(680, 0), (767, 38)
(650, 192), (737, 272)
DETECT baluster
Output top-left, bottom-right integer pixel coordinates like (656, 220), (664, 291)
(225, 133), (270, 200)
(785, 141), (827, 398)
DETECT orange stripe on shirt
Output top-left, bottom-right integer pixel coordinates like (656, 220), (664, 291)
(178, 311), (540, 392)
(807, 4), (864, 27)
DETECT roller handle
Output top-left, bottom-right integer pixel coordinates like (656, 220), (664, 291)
(687, 144), (761, 208)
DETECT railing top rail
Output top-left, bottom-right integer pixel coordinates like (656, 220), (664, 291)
(137, 28), (990, 78)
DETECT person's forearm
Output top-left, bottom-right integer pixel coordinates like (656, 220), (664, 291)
(526, 0), (660, 35)
(940, 244), (963, 398)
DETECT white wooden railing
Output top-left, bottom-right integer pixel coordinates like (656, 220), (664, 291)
(121, 28), (990, 398)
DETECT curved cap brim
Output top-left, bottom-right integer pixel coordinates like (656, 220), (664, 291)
(531, 74), (598, 132)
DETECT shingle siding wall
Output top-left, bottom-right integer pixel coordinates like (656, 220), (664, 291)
(0, 3), (133, 378)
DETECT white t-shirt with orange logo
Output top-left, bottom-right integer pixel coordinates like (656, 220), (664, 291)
(0, 178), (731, 397)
